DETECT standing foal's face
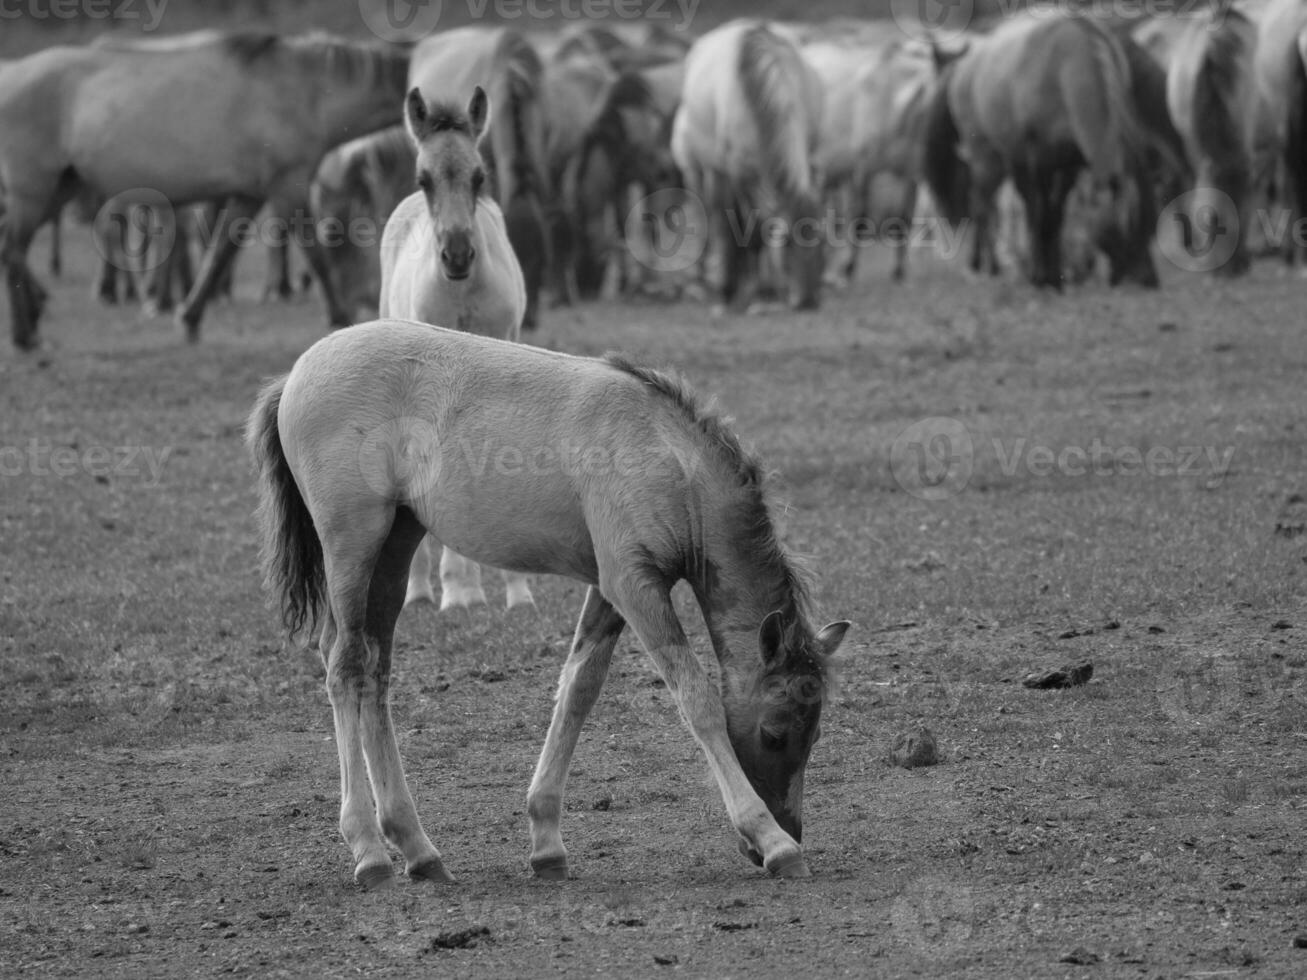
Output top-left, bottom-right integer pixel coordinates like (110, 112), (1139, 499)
(405, 86), (490, 282)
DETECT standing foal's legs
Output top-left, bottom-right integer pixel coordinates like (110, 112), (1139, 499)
(323, 505), (452, 887)
(527, 587), (626, 878)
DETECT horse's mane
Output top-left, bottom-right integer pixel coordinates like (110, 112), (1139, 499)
(582, 70), (655, 165)
(602, 354), (817, 632)
(737, 24), (817, 202)
(488, 30), (549, 201)
(413, 100), (474, 138)
(1191, 6), (1257, 175)
(222, 32), (280, 64)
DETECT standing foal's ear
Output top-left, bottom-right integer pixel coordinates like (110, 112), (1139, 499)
(467, 85), (490, 142)
(814, 621), (852, 657)
(759, 610), (789, 669)
(405, 87), (428, 139)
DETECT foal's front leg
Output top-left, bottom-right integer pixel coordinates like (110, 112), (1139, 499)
(527, 587), (626, 878)
(612, 579), (808, 877)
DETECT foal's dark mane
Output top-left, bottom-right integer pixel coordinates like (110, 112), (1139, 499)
(603, 355), (819, 643)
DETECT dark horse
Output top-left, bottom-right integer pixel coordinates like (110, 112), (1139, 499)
(923, 12), (1163, 289)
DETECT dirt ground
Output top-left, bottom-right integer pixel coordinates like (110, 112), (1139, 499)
(3, 226), (1307, 978)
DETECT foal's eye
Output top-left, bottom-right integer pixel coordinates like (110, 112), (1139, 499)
(472, 169), (485, 193)
(761, 728), (787, 753)
(417, 173), (434, 194)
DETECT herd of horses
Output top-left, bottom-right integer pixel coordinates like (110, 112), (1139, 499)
(8, 3), (1307, 885)
(4, 2), (1307, 352)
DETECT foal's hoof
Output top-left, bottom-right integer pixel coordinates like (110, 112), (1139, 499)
(355, 861), (397, 891)
(765, 852), (811, 879)
(530, 855), (571, 880)
(439, 589), (487, 612)
(403, 588), (437, 609)
(408, 856), (456, 884)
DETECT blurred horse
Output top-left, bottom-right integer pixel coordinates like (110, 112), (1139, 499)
(803, 28), (936, 283)
(1134, 8), (1259, 275)
(410, 27), (550, 330)
(673, 20), (826, 310)
(924, 12), (1161, 288)
(312, 126), (415, 319)
(1253, 0), (1307, 262)
(247, 318), (850, 886)
(0, 31), (409, 349)
(379, 87), (533, 613)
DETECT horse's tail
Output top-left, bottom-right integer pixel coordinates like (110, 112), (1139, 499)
(246, 376), (325, 641)
(919, 70), (968, 225)
(487, 31), (550, 209)
(1192, 8), (1257, 184)
(1074, 25), (1152, 183)
(737, 24), (817, 204)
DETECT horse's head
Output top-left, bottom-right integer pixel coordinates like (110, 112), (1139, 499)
(405, 85), (490, 282)
(725, 611), (849, 861)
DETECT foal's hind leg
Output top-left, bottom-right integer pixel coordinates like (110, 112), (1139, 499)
(322, 505), (448, 887)
(437, 548), (488, 610)
(527, 586), (626, 878)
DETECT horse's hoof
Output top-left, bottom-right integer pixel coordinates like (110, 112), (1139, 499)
(408, 857), (456, 884)
(530, 855), (571, 880)
(404, 590), (436, 609)
(765, 852), (811, 879)
(504, 589), (535, 611)
(439, 589), (487, 612)
(355, 861), (397, 890)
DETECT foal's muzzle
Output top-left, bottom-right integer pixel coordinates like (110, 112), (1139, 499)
(441, 231), (476, 281)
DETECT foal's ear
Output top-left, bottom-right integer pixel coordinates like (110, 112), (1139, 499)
(758, 610), (789, 668)
(467, 85), (490, 142)
(815, 621), (852, 657)
(405, 87), (429, 139)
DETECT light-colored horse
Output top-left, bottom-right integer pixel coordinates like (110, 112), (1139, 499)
(409, 27), (549, 330)
(246, 319), (850, 886)
(0, 31), (408, 350)
(803, 29), (935, 284)
(379, 87), (533, 613)
(672, 20), (826, 311)
(1134, 8), (1260, 275)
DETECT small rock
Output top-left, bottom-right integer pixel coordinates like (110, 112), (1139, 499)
(1023, 661), (1093, 690)
(1059, 946), (1100, 965)
(1272, 620), (1293, 631)
(654, 954), (678, 966)
(125, 923), (148, 935)
(1292, 935), (1307, 949)
(888, 727), (939, 769)
(1139, 852), (1155, 865)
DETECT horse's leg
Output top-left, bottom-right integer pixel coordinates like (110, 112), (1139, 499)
(527, 586), (626, 878)
(262, 203), (295, 302)
(437, 548), (487, 610)
(280, 196), (350, 328)
(501, 570), (534, 610)
(892, 182), (918, 283)
(359, 507), (452, 882)
(321, 503), (444, 887)
(48, 207), (62, 279)
(607, 574), (807, 876)
(403, 536), (438, 608)
(176, 195), (262, 341)
(93, 208), (122, 305)
(3, 206), (49, 350)
(1039, 167), (1074, 292)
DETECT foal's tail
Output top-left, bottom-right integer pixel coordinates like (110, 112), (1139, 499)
(738, 23), (817, 204)
(246, 376), (325, 640)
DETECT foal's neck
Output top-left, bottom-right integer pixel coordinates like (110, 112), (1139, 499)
(688, 490), (803, 674)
